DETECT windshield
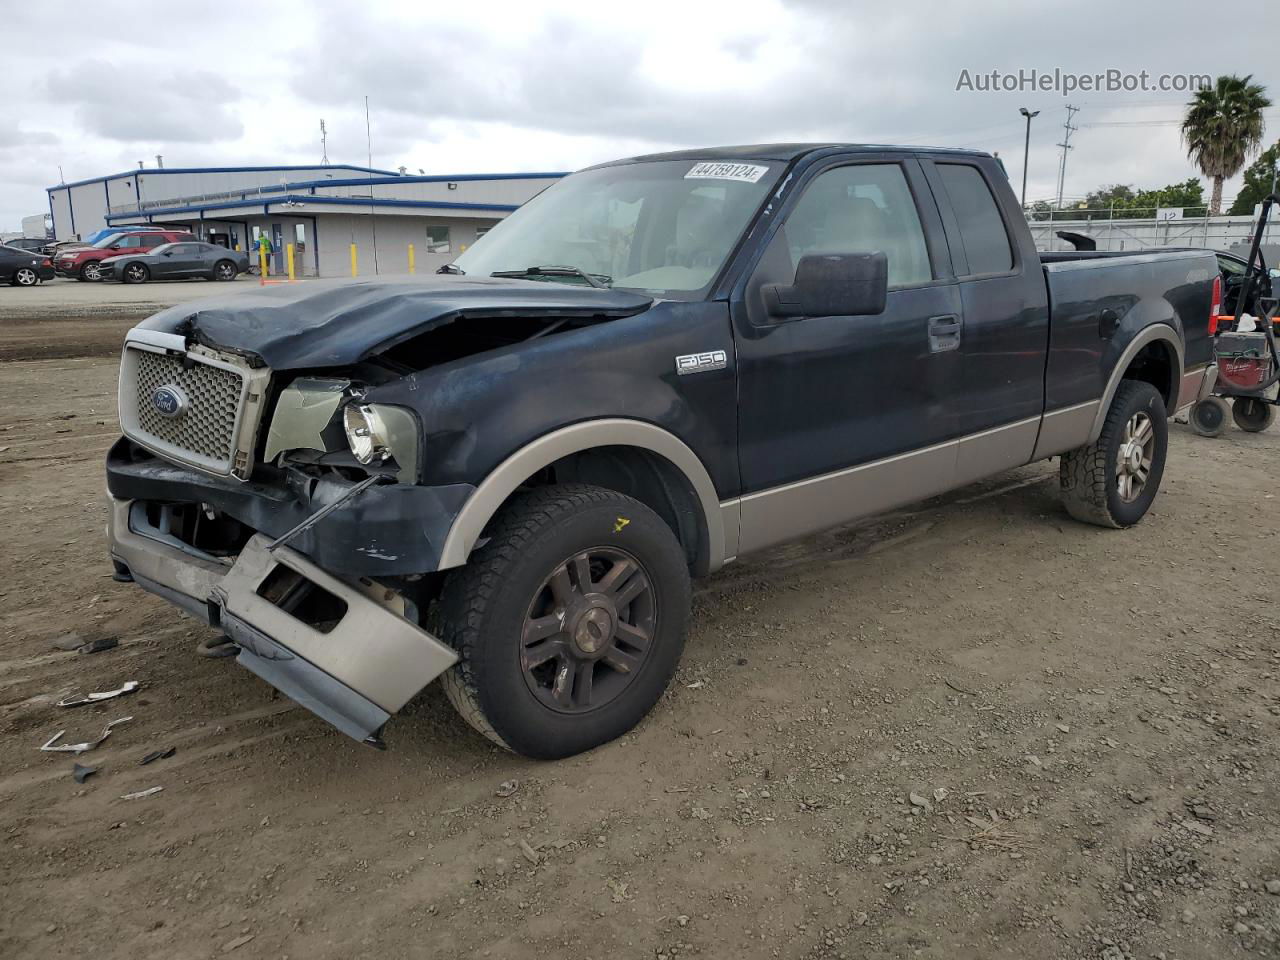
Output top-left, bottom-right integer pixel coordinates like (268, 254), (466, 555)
(92, 232), (126, 249)
(453, 159), (784, 296)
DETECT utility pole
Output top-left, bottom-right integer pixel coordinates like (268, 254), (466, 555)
(365, 96), (379, 274)
(1019, 107), (1039, 208)
(1055, 104), (1079, 210)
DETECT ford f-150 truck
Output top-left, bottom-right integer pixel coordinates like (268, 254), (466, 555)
(105, 144), (1218, 758)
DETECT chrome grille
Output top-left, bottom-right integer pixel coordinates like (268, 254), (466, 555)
(131, 349), (243, 466)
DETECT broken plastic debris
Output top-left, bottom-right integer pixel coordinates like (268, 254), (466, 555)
(78, 637), (119, 655)
(139, 747), (176, 766)
(120, 786), (163, 801)
(494, 779), (519, 798)
(40, 717), (132, 754)
(56, 680), (140, 708)
(72, 763), (97, 784)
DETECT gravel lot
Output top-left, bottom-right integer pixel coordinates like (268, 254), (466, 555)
(1, 290), (1278, 960)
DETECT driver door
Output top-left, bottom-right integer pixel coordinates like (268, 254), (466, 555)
(731, 156), (965, 554)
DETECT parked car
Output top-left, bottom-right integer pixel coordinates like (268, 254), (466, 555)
(105, 143), (1216, 759)
(99, 242), (250, 284)
(4, 237), (51, 254)
(56, 229), (194, 281)
(0, 244), (55, 285)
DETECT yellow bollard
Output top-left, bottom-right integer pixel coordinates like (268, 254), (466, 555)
(287, 243), (296, 282)
(350, 243), (358, 278)
(408, 243), (415, 275)
(234, 243), (241, 252)
(258, 249), (267, 286)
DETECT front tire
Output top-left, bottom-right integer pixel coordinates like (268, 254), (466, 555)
(1232, 397), (1275, 433)
(1190, 397), (1229, 437)
(79, 261), (102, 282)
(435, 484), (691, 759)
(1060, 380), (1168, 528)
(12, 267), (38, 287)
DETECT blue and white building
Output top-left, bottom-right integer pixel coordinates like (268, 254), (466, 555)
(47, 163), (565, 277)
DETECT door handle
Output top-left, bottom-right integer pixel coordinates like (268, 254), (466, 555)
(928, 314), (962, 353)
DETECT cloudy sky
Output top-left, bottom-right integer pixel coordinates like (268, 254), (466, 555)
(1, 0), (1277, 231)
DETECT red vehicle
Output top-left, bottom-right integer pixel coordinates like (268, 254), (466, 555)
(56, 229), (195, 281)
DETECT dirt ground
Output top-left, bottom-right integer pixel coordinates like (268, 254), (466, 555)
(1, 291), (1278, 960)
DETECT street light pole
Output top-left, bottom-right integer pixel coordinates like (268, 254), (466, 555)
(1019, 107), (1039, 209)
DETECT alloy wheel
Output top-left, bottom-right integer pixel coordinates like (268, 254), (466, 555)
(15, 268), (37, 286)
(125, 264), (147, 283)
(520, 547), (656, 713)
(83, 262), (101, 281)
(1115, 411), (1154, 502)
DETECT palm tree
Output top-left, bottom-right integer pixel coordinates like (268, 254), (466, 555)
(1182, 75), (1271, 215)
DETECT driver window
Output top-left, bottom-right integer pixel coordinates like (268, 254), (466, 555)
(785, 164), (932, 288)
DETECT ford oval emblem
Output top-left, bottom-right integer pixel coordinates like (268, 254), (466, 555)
(151, 385), (188, 419)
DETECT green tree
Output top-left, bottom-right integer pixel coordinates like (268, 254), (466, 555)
(1071, 179), (1206, 219)
(1227, 141), (1280, 215)
(1181, 74), (1272, 215)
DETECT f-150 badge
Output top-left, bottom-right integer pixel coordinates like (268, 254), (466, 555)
(675, 350), (728, 375)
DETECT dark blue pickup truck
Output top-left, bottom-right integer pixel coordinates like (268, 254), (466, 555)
(106, 143), (1218, 758)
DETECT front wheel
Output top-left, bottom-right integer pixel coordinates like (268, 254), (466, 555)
(79, 261), (102, 281)
(435, 484), (691, 759)
(12, 267), (39, 287)
(122, 263), (149, 284)
(1232, 397), (1275, 433)
(1060, 380), (1168, 528)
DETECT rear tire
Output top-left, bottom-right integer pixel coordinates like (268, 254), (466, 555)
(213, 260), (237, 281)
(122, 263), (149, 284)
(1190, 397), (1229, 437)
(1232, 397), (1275, 433)
(12, 267), (38, 287)
(1060, 380), (1168, 528)
(435, 484), (691, 759)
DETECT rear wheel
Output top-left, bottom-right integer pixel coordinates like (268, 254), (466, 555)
(435, 484), (691, 759)
(1232, 397), (1276, 433)
(79, 261), (102, 282)
(213, 259), (237, 281)
(1060, 380), (1168, 528)
(1190, 397), (1229, 437)
(12, 267), (38, 287)
(122, 262), (149, 284)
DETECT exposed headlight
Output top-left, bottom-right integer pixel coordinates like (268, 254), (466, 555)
(343, 404), (391, 464)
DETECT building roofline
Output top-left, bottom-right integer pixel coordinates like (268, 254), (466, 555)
(105, 194), (522, 220)
(47, 164), (402, 191)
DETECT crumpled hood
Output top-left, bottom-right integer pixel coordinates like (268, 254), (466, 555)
(135, 274), (654, 370)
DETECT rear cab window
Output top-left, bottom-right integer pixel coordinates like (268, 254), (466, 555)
(934, 163), (1014, 276)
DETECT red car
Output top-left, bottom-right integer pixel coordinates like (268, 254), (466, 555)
(56, 229), (195, 281)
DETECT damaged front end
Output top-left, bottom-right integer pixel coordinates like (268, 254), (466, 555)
(107, 276), (655, 745)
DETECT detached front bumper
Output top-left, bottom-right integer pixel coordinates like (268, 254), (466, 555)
(107, 496), (459, 744)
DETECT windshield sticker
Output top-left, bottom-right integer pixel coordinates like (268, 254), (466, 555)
(685, 162), (768, 183)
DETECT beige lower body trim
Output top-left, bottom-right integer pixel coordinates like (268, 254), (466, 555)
(726, 416), (1039, 558)
(1175, 364), (1214, 412)
(1031, 400), (1099, 460)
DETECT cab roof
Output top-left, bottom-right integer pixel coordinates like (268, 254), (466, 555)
(606, 143), (991, 165)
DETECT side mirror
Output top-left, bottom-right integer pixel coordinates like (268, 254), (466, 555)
(162, 251), (173, 257)
(109, 244), (121, 250)
(764, 252), (888, 319)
